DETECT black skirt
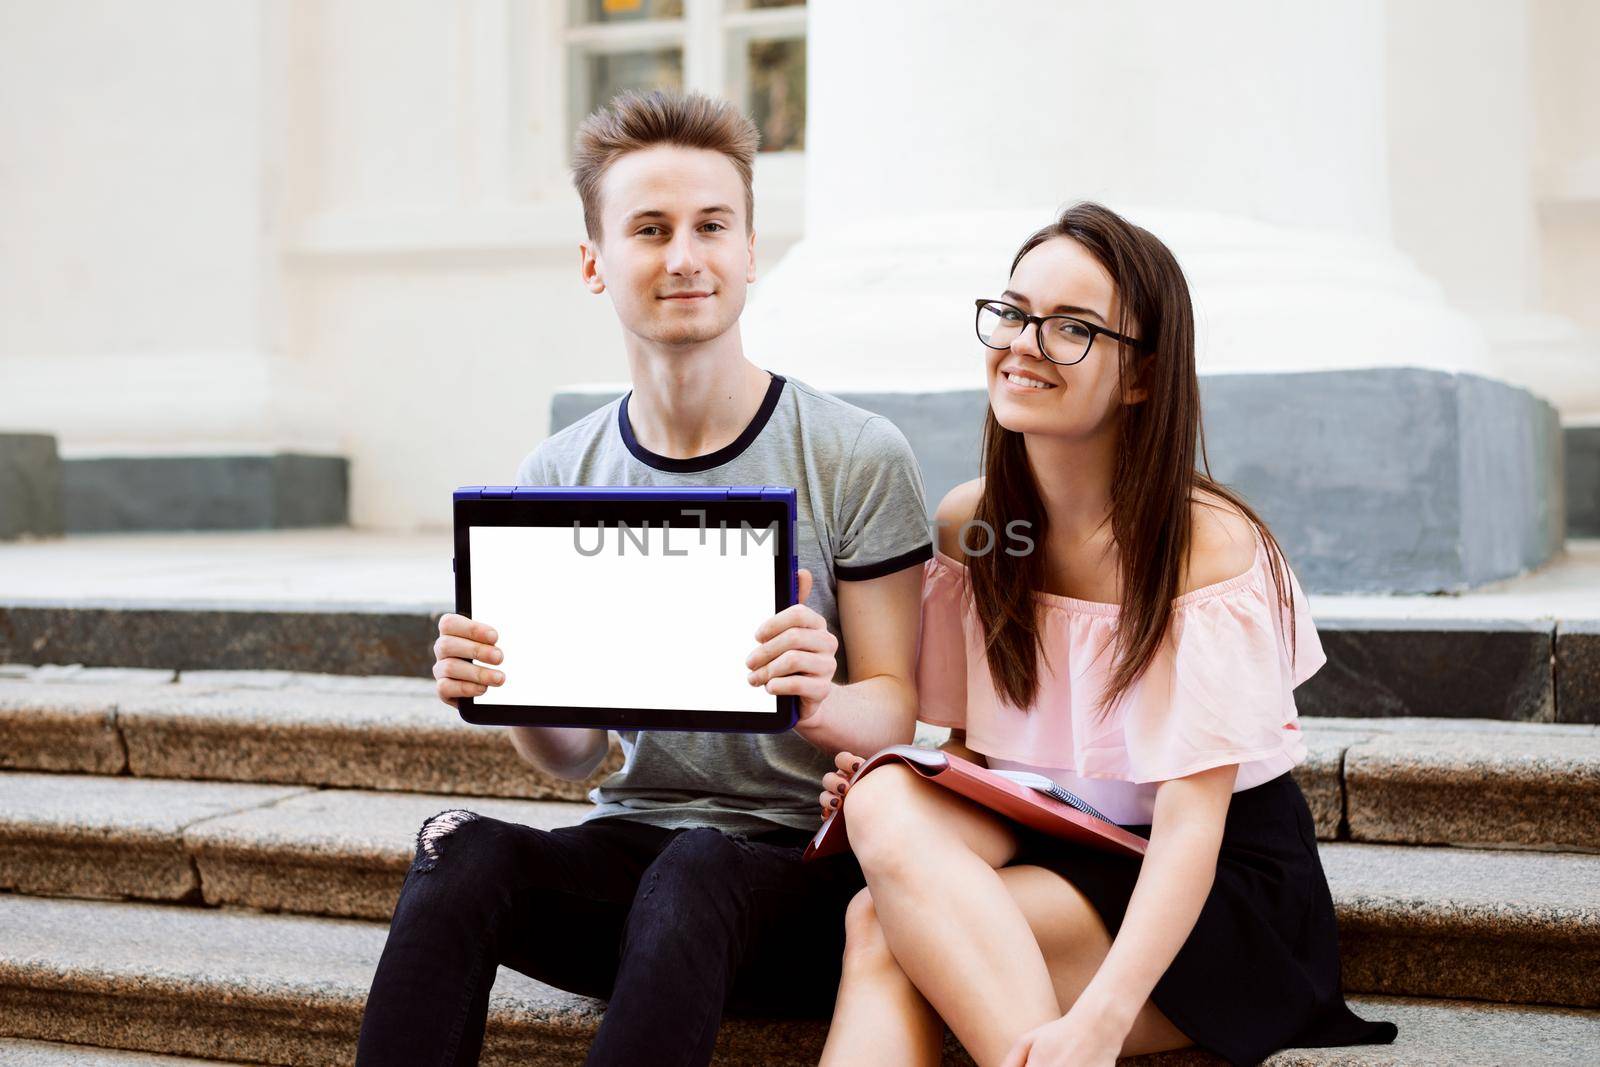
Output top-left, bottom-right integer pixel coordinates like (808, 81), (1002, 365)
(1009, 771), (1398, 1067)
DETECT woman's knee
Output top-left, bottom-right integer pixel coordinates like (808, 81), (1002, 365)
(840, 765), (933, 874)
(840, 888), (898, 976)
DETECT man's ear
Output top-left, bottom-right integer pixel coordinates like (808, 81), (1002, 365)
(745, 226), (758, 284)
(579, 238), (606, 295)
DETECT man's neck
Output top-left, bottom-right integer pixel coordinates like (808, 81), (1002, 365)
(623, 329), (772, 461)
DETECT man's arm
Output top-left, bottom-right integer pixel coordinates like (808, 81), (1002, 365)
(507, 726), (610, 780)
(791, 562), (923, 757)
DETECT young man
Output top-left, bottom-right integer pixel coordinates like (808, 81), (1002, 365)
(356, 90), (932, 1066)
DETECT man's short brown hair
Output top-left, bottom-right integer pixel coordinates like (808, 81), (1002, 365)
(572, 89), (760, 241)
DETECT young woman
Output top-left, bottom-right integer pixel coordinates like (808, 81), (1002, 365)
(815, 204), (1398, 1067)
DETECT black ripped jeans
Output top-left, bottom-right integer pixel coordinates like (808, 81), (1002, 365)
(355, 811), (865, 1067)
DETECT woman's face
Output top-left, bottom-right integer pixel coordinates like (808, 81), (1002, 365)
(984, 236), (1141, 441)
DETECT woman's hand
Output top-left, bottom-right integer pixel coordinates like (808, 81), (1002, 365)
(999, 1004), (1127, 1067)
(817, 749), (865, 820)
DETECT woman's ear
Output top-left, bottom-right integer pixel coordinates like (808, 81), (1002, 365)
(1120, 352), (1156, 406)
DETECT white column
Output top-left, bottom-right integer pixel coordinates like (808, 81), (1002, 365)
(744, 0), (1495, 390)
(1384, 0), (1600, 419)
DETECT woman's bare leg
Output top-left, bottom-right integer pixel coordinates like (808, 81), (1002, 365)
(818, 889), (945, 1067)
(840, 766), (1190, 1065)
(993, 865), (1191, 1058)
(840, 766), (1055, 1066)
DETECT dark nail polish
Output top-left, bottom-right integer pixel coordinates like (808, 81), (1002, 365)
(851, 761), (862, 773)
(830, 796), (839, 808)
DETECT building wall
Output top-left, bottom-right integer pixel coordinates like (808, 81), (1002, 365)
(0, 0), (277, 442)
(0, 0), (1593, 531)
(1531, 0), (1600, 340)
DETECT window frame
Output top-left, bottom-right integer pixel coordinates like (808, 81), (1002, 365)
(561, 0), (807, 165)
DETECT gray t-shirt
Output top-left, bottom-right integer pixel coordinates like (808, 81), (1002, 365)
(515, 371), (932, 835)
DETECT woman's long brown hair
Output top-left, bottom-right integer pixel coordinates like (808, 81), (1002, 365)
(969, 202), (1295, 713)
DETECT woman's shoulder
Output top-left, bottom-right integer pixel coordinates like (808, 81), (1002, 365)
(933, 478), (985, 559)
(1181, 491), (1261, 596)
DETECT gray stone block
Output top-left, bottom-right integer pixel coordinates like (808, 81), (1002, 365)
(0, 682), (126, 774)
(1344, 729), (1600, 850)
(1323, 843), (1600, 1008)
(0, 604), (437, 676)
(113, 685), (621, 802)
(555, 369), (1567, 594)
(1454, 373), (1567, 585)
(272, 453), (348, 528)
(0, 433), (63, 540)
(1557, 619), (1600, 724)
(61, 453), (347, 533)
(1296, 618), (1555, 721)
(0, 773), (307, 902)
(1565, 425), (1600, 538)
(187, 790), (588, 919)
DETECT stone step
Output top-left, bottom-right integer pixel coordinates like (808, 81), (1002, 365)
(2, 894), (1596, 1066)
(1318, 843), (1600, 1008)
(0, 772), (582, 919)
(6, 668), (1597, 849)
(0, 672), (621, 802)
(0, 1037), (250, 1065)
(2, 539), (1597, 717)
(3, 772), (1597, 1009)
(1306, 716), (1600, 851)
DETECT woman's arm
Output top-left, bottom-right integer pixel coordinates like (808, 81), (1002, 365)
(1069, 762), (1237, 1037)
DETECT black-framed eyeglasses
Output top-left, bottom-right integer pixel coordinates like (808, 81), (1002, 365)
(973, 298), (1151, 366)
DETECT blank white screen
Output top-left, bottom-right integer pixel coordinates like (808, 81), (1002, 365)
(468, 522), (778, 713)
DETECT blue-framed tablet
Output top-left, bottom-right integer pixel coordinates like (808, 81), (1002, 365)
(453, 485), (800, 732)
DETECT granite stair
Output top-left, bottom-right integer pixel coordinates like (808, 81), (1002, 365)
(2, 663), (1599, 1063)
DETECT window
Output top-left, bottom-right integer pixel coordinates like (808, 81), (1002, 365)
(565, 0), (806, 153)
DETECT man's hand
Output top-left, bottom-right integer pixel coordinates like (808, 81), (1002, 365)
(745, 568), (837, 726)
(433, 613), (505, 707)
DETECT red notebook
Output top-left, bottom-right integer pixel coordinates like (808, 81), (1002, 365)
(803, 744), (1149, 862)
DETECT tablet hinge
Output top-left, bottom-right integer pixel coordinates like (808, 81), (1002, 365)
(727, 486), (767, 500)
(479, 486), (516, 498)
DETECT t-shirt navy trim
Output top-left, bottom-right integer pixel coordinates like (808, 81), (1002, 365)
(834, 541), (934, 581)
(618, 373), (787, 473)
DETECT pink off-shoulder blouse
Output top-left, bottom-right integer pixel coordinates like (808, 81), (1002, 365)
(916, 537), (1324, 825)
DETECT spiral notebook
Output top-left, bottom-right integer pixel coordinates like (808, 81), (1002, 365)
(802, 744), (1149, 862)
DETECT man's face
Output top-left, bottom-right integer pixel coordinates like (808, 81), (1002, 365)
(582, 146), (757, 347)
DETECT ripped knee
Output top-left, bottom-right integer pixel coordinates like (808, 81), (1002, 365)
(412, 808), (481, 872)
